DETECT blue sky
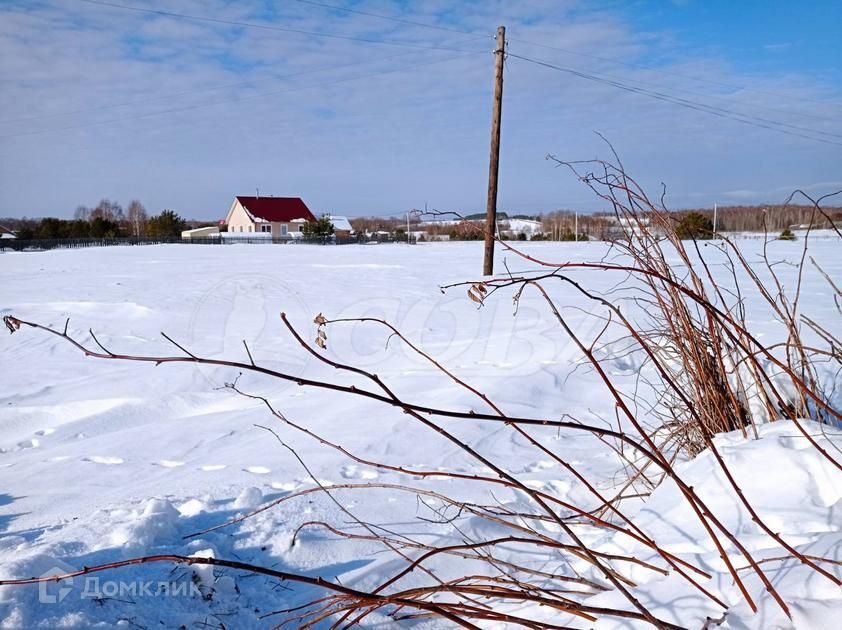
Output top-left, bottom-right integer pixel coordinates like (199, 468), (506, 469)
(0, 0), (840, 219)
(620, 1), (841, 77)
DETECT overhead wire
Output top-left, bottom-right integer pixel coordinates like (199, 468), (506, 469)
(2, 0), (490, 131)
(509, 36), (842, 112)
(505, 41), (838, 125)
(506, 51), (842, 147)
(75, 0), (488, 53)
(10, 2), (840, 150)
(1, 50), (480, 139)
(289, 0), (479, 36)
(274, 2), (842, 131)
(1, 34), (490, 125)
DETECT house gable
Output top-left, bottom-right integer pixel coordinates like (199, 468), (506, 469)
(226, 199), (258, 233)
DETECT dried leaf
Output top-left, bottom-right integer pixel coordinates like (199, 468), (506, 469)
(314, 313), (327, 326)
(4, 316), (20, 334)
(315, 336), (326, 349)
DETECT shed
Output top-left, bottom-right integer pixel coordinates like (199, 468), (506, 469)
(326, 215), (353, 238)
(181, 226), (220, 240)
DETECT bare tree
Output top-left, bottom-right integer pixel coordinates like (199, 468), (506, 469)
(73, 205), (90, 221)
(90, 198), (123, 222)
(126, 199), (147, 237)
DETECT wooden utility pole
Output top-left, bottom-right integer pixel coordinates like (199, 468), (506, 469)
(483, 25), (505, 276)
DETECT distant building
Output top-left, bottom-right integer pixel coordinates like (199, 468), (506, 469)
(500, 218), (543, 239)
(0, 225), (16, 239)
(605, 215), (664, 240)
(326, 215), (353, 239)
(181, 226), (220, 240)
(225, 196), (316, 238)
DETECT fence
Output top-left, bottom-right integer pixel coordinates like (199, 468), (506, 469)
(0, 237), (182, 252)
(0, 234), (415, 252)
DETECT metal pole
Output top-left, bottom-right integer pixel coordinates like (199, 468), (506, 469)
(713, 203), (718, 236)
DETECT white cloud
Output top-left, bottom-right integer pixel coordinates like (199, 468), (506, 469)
(0, 0), (840, 218)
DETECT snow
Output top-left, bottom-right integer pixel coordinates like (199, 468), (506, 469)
(0, 239), (840, 628)
(504, 218), (543, 235)
(220, 231), (273, 239)
(180, 227), (220, 239)
(326, 215), (353, 232)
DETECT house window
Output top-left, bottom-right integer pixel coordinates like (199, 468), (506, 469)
(281, 225), (288, 236)
(238, 226), (243, 232)
(249, 225), (253, 232)
(261, 225), (270, 233)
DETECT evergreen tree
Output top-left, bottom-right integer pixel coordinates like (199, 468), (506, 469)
(146, 210), (187, 238)
(676, 212), (714, 240)
(301, 216), (335, 239)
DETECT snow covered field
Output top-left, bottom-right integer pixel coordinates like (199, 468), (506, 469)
(1, 240), (840, 628)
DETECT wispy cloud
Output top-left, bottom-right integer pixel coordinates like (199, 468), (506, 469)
(0, 0), (840, 218)
(722, 181), (842, 201)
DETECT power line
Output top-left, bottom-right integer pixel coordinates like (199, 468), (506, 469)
(75, 0), (487, 54)
(506, 40), (837, 126)
(290, 0), (479, 36)
(1, 41), (484, 125)
(506, 52), (842, 147)
(508, 49), (842, 138)
(509, 36), (842, 112)
(1, 51), (479, 140)
(507, 51), (842, 142)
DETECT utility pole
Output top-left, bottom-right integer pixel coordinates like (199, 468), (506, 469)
(483, 25), (506, 276)
(713, 203), (718, 236)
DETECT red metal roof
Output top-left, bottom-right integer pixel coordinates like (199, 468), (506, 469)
(235, 196), (316, 223)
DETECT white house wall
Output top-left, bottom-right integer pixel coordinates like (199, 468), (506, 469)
(226, 200), (256, 234)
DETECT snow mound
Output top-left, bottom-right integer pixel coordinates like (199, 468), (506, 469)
(638, 421), (842, 552)
(233, 486), (262, 510)
(591, 420), (842, 629)
(109, 499), (180, 549)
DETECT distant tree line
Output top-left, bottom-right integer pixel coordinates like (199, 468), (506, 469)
(530, 204), (839, 240)
(673, 204), (839, 232)
(539, 205), (840, 240)
(3, 202), (838, 244)
(349, 216), (410, 234)
(2, 199), (190, 240)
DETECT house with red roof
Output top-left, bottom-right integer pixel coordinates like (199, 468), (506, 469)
(225, 196), (316, 238)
